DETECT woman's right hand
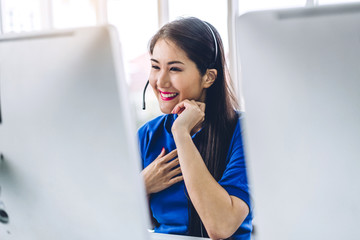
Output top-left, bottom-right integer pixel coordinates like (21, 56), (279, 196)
(141, 148), (183, 195)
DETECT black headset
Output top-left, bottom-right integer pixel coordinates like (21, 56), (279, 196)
(142, 80), (150, 110)
(0, 184), (9, 224)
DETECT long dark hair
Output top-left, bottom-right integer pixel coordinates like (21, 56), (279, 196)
(149, 17), (239, 238)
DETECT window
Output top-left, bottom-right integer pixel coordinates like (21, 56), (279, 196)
(1, 0), (99, 33)
(169, 0), (229, 54)
(52, 0), (97, 29)
(2, 0), (43, 33)
(107, 0), (160, 127)
(238, 0), (305, 15)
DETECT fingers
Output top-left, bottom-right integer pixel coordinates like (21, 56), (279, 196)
(167, 149), (178, 158)
(171, 101), (186, 114)
(160, 155), (182, 179)
(172, 99), (205, 115)
(157, 147), (166, 158)
(143, 148), (182, 194)
(192, 100), (205, 112)
(156, 148), (176, 161)
(167, 157), (179, 168)
(159, 149), (177, 163)
(168, 175), (184, 186)
(168, 165), (182, 178)
(163, 157), (180, 174)
(171, 99), (192, 114)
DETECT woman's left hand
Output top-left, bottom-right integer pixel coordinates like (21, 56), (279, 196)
(171, 100), (205, 135)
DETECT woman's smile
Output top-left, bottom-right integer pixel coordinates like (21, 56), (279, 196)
(159, 90), (179, 101)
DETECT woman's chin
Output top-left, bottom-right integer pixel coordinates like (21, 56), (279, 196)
(160, 109), (172, 114)
(159, 105), (174, 115)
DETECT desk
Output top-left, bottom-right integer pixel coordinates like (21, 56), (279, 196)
(150, 232), (209, 240)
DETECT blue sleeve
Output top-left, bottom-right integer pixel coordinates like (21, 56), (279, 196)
(218, 119), (252, 210)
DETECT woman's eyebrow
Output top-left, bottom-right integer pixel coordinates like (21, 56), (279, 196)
(150, 59), (184, 65)
(167, 61), (184, 65)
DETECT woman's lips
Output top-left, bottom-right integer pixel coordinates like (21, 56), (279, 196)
(159, 90), (179, 101)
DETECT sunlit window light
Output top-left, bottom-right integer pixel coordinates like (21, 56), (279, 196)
(238, 0), (306, 15)
(2, 0), (43, 33)
(52, 0), (97, 29)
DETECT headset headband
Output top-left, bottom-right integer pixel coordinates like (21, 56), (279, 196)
(203, 21), (218, 67)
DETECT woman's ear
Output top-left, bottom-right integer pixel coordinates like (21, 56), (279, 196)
(202, 69), (217, 88)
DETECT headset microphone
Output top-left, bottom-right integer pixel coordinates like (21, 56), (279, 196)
(142, 80), (150, 110)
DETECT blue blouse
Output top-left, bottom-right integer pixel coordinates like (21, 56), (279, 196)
(138, 114), (252, 240)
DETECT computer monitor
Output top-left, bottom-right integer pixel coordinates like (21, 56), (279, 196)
(0, 26), (151, 239)
(236, 3), (360, 240)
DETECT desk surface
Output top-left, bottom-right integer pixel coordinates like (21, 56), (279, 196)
(150, 232), (209, 240)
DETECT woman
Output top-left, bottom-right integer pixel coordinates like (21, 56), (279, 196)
(138, 17), (252, 240)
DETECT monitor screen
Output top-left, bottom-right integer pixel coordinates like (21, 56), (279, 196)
(236, 3), (360, 240)
(0, 26), (150, 240)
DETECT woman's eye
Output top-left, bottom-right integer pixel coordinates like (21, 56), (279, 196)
(170, 67), (182, 72)
(151, 65), (160, 70)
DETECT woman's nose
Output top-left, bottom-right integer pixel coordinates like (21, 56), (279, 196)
(157, 71), (171, 88)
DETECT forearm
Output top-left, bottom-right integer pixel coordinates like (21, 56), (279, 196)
(173, 130), (248, 239)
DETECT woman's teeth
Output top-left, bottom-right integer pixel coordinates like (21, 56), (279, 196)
(161, 93), (177, 98)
